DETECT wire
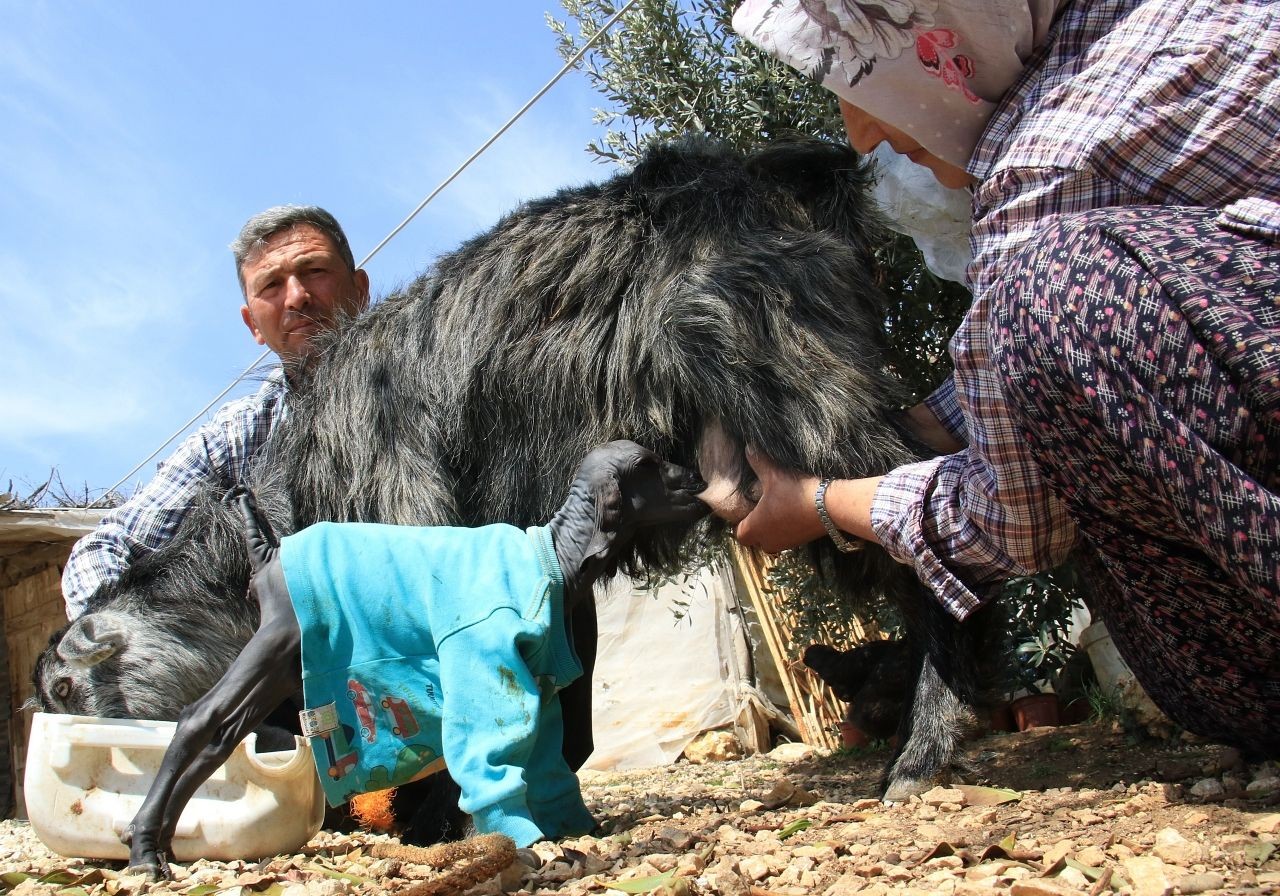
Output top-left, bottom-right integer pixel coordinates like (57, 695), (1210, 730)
(356, 0), (638, 270)
(95, 350), (272, 504)
(97, 2), (637, 505)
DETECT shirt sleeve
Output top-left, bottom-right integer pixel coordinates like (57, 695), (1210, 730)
(922, 378), (967, 444)
(870, 437), (1078, 621)
(61, 370), (287, 619)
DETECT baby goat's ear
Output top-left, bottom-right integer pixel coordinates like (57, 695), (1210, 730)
(57, 613), (129, 668)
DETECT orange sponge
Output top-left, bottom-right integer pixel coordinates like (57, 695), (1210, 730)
(349, 788), (398, 833)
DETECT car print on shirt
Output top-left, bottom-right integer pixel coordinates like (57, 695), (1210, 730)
(347, 678), (377, 743)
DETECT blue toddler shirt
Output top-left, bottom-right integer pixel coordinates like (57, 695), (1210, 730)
(279, 521), (594, 847)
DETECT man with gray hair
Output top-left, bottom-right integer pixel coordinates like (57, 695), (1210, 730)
(61, 205), (370, 619)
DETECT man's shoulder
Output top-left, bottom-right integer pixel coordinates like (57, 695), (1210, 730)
(208, 366), (288, 423)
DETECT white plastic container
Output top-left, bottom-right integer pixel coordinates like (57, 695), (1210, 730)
(24, 712), (324, 862)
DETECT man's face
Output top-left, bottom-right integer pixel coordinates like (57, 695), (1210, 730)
(239, 224), (370, 366)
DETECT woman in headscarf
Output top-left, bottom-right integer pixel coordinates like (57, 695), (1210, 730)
(731, 0), (1280, 755)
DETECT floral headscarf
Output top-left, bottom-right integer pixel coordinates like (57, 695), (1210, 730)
(732, 0), (1063, 169)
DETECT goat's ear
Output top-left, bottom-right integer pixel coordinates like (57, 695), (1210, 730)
(56, 614), (128, 668)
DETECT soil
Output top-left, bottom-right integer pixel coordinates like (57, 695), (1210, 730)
(2, 720), (1278, 896)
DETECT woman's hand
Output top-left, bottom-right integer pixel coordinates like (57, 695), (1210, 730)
(733, 447), (882, 553)
(732, 447), (824, 553)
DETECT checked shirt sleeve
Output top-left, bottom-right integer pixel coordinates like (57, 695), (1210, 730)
(61, 369), (288, 618)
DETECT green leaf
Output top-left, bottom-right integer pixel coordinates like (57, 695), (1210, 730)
(605, 869), (677, 893)
(778, 819), (812, 839)
(1, 872), (31, 891)
(1064, 858), (1104, 881)
(35, 872), (81, 886)
(304, 863), (368, 885)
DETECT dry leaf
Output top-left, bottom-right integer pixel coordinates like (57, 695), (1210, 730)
(953, 785), (1021, 806)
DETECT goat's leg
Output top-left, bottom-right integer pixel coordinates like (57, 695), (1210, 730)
(881, 588), (983, 801)
(881, 654), (977, 800)
(124, 613), (301, 877)
(558, 597), (598, 771)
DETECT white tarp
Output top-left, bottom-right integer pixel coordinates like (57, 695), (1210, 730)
(0, 508), (103, 547)
(584, 561), (773, 771)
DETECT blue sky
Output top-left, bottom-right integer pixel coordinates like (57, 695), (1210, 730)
(1, 2), (614, 502)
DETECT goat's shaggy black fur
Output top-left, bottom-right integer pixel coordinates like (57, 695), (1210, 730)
(37, 137), (986, 814)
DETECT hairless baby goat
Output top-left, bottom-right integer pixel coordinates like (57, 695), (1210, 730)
(122, 440), (707, 878)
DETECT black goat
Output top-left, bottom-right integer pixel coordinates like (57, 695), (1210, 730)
(122, 441), (706, 878)
(37, 138), (986, 817)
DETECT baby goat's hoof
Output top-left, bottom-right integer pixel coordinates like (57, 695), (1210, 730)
(121, 827), (173, 881)
(125, 861), (172, 882)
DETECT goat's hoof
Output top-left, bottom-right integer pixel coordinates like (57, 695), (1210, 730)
(124, 843), (173, 882)
(124, 859), (171, 882)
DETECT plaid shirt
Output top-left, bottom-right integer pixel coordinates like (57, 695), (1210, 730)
(870, 0), (1280, 619)
(62, 368), (290, 619)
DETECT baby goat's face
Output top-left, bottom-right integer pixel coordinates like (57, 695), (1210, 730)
(582, 440), (709, 530)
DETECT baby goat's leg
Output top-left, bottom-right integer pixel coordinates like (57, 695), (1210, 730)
(125, 622), (302, 877)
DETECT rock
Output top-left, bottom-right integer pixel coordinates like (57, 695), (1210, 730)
(1173, 872), (1225, 894)
(706, 862), (752, 896)
(769, 742), (816, 762)
(1068, 809), (1103, 826)
(496, 860), (530, 890)
(1041, 839), (1074, 869)
(1156, 757), (1201, 781)
(1247, 777), (1280, 799)
(1220, 774), (1247, 799)
(1247, 813), (1280, 835)
(683, 729), (743, 764)
(1123, 856), (1174, 896)
(1057, 866), (1091, 889)
(823, 870), (868, 896)
(657, 825), (696, 850)
(965, 863), (1008, 880)
(882, 864), (914, 882)
(921, 786), (967, 807)
(1215, 747), (1244, 772)
(1187, 778), (1226, 802)
(1075, 846), (1106, 867)
(1181, 809), (1211, 826)
(737, 855), (773, 882)
(1152, 827), (1205, 866)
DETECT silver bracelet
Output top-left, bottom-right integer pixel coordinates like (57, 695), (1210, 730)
(814, 478), (862, 553)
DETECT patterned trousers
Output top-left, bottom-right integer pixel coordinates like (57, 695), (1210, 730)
(990, 206), (1280, 755)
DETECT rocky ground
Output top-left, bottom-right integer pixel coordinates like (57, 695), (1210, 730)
(2, 721), (1278, 896)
